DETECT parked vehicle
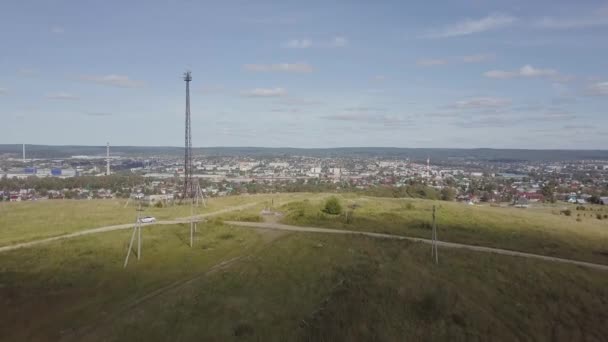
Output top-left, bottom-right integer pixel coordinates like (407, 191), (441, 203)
(139, 216), (156, 223)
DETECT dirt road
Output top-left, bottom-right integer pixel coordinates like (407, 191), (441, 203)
(224, 221), (608, 272)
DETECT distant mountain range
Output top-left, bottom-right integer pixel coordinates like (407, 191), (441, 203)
(1, 144), (607, 161)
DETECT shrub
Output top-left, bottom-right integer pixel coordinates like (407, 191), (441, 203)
(576, 217), (582, 222)
(154, 201), (164, 208)
(597, 214), (603, 220)
(323, 196), (343, 215)
(561, 209), (572, 216)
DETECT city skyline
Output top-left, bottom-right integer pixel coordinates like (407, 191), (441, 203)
(1, 1), (607, 149)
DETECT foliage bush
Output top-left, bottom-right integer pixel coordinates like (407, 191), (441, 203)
(561, 209), (572, 216)
(323, 197), (343, 215)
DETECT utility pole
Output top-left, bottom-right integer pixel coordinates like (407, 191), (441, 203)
(124, 205), (144, 268)
(431, 205), (439, 264)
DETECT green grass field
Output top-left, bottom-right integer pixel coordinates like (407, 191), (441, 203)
(1, 193), (608, 341)
(0, 193), (315, 247)
(279, 195), (608, 265)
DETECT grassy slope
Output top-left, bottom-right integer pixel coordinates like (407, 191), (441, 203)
(1, 224), (607, 341)
(280, 195), (608, 265)
(2, 193), (608, 340)
(0, 193), (313, 247)
(0, 222), (267, 341)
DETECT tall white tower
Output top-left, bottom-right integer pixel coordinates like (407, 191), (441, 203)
(427, 157), (430, 177)
(106, 142), (110, 176)
(22, 144), (25, 163)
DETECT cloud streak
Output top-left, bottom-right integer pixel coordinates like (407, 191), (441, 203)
(416, 59), (448, 67)
(534, 7), (608, 29)
(242, 88), (287, 97)
(244, 63), (313, 73)
(320, 112), (411, 128)
(453, 97), (512, 109)
(417, 54), (493, 67)
(484, 65), (558, 79)
(461, 54), (493, 63)
(79, 74), (146, 88)
(284, 39), (312, 48)
(425, 14), (516, 38)
(588, 81), (608, 96)
(50, 26), (65, 34)
(283, 36), (348, 48)
(84, 112), (113, 117)
(45, 92), (79, 100)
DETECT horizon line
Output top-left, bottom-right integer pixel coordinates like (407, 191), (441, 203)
(2, 144), (608, 152)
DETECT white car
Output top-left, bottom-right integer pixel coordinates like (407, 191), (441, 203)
(139, 216), (156, 223)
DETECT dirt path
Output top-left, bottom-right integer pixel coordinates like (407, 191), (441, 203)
(0, 202), (260, 253)
(225, 221), (608, 272)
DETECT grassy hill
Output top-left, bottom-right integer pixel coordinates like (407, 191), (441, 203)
(1, 194), (607, 341)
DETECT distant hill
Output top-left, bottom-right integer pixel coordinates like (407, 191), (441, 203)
(1, 144), (608, 161)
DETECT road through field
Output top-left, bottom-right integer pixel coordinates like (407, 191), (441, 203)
(225, 221), (608, 272)
(0, 202), (261, 253)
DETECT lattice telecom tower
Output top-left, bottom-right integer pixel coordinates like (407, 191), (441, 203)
(182, 71), (194, 199)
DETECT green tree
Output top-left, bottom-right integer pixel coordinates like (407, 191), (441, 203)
(440, 187), (457, 201)
(541, 183), (556, 203)
(323, 196), (342, 215)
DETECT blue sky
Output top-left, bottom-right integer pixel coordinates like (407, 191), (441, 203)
(1, 0), (607, 149)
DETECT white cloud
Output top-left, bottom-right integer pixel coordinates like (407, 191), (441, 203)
(50, 26), (65, 34)
(242, 88), (287, 97)
(534, 9), (608, 30)
(416, 59), (448, 66)
(18, 68), (37, 76)
(483, 65), (558, 79)
(372, 75), (386, 81)
(321, 113), (411, 127)
(284, 39), (312, 49)
(461, 54), (493, 63)
(244, 63), (313, 73)
(85, 112), (113, 117)
(344, 106), (387, 113)
(45, 92), (79, 100)
(588, 81), (608, 96)
(278, 97), (323, 106)
(417, 54), (493, 66)
(0, 87), (7, 95)
(283, 36), (348, 48)
(79, 74), (145, 88)
(330, 36), (348, 47)
(453, 97), (512, 109)
(425, 14), (516, 38)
